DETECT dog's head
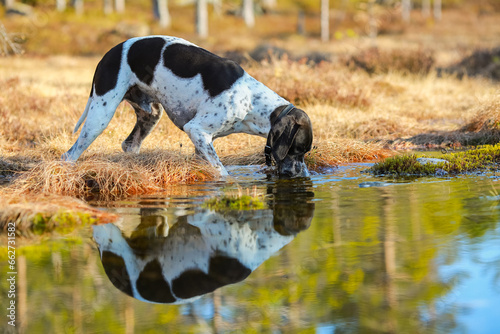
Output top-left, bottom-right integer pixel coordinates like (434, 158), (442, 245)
(266, 105), (313, 178)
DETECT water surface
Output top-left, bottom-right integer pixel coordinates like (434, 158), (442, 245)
(2, 164), (500, 333)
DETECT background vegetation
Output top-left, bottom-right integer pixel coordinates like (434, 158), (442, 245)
(0, 1), (499, 332)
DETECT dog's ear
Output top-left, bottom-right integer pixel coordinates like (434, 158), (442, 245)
(270, 113), (312, 161)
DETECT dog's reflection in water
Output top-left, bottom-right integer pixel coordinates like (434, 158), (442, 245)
(93, 179), (314, 304)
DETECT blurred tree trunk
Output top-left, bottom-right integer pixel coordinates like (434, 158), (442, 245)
(368, 0), (377, 42)
(242, 0), (255, 28)
(115, 0), (125, 13)
(153, 0), (171, 28)
(212, 0), (221, 15)
(104, 0), (113, 15)
(72, 0), (83, 15)
(261, 0), (275, 10)
(422, 0), (430, 18)
(196, 0), (208, 38)
(402, 0), (411, 22)
(2, 0), (14, 8)
(434, 0), (441, 21)
(56, 0), (66, 11)
(320, 0), (329, 41)
(297, 9), (305, 35)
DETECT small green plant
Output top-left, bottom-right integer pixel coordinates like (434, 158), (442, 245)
(204, 195), (267, 211)
(369, 144), (500, 176)
(31, 210), (96, 235)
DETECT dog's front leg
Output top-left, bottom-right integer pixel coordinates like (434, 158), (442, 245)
(183, 123), (229, 177)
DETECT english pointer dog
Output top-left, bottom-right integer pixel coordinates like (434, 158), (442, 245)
(62, 36), (313, 177)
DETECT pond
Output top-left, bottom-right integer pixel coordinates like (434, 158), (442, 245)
(2, 163), (500, 333)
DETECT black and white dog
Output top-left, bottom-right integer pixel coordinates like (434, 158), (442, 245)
(61, 36), (313, 177)
(93, 179), (314, 304)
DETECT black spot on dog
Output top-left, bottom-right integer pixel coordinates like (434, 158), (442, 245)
(163, 44), (244, 97)
(136, 259), (176, 303)
(128, 37), (166, 85)
(103, 102), (107, 106)
(209, 255), (251, 284)
(93, 42), (124, 96)
(101, 251), (133, 297)
(171, 256), (250, 299)
(172, 270), (220, 299)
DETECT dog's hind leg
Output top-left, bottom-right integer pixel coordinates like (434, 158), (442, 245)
(62, 98), (122, 162)
(122, 102), (163, 153)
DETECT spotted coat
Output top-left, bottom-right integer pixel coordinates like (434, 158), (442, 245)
(62, 36), (311, 176)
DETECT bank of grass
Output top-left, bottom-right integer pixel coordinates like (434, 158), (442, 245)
(369, 144), (500, 176)
(0, 193), (119, 237)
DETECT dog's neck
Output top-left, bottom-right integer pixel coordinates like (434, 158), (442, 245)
(269, 103), (295, 126)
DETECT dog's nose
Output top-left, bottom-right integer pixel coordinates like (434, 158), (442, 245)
(279, 163), (310, 178)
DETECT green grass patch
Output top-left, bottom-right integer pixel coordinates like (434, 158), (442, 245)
(31, 211), (96, 235)
(204, 195), (267, 212)
(369, 144), (500, 176)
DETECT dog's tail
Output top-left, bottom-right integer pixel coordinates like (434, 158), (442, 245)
(73, 98), (91, 134)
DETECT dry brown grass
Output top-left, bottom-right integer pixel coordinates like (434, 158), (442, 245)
(0, 55), (497, 201)
(10, 152), (218, 200)
(247, 56), (371, 107)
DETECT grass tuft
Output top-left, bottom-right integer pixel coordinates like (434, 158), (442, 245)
(8, 151), (218, 200)
(369, 144), (500, 176)
(204, 195), (267, 211)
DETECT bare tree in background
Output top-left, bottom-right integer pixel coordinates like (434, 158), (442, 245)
(261, 0), (275, 10)
(321, 0), (329, 41)
(0, 22), (22, 55)
(56, 0), (66, 12)
(368, 0), (377, 43)
(402, 0), (411, 22)
(103, 0), (113, 15)
(72, 0), (84, 15)
(434, 0), (441, 21)
(153, 0), (171, 27)
(196, 0), (208, 38)
(115, 0), (125, 13)
(422, 0), (430, 18)
(2, 0), (14, 8)
(242, 0), (255, 28)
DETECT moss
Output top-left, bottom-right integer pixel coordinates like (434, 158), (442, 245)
(29, 210), (96, 235)
(204, 195), (267, 212)
(369, 144), (500, 176)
